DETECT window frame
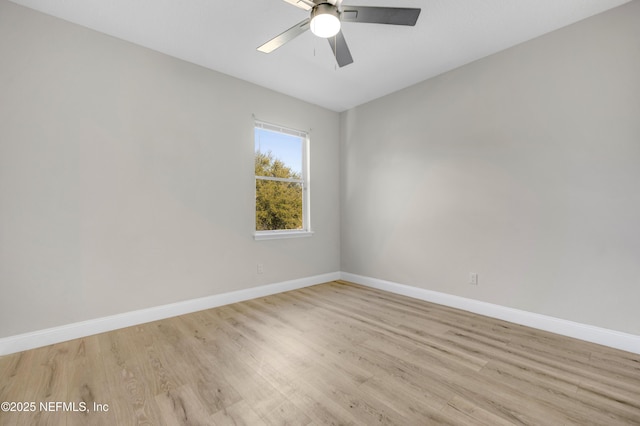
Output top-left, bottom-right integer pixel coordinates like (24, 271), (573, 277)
(254, 120), (312, 240)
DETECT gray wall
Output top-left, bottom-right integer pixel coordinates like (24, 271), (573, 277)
(341, 1), (640, 335)
(0, 1), (341, 337)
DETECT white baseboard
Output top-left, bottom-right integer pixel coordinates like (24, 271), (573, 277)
(3, 271), (638, 356)
(0, 272), (340, 356)
(341, 272), (640, 355)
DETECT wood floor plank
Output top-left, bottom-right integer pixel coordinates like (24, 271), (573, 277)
(575, 381), (640, 424)
(12, 342), (71, 426)
(256, 292), (459, 419)
(588, 350), (640, 381)
(478, 360), (636, 425)
(209, 399), (267, 425)
(93, 327), (166, 425)
(362, 334), (574, 424)
(441, 395), (519, 426)
(65, 336), (119, 426)
(1, 281), (639, 425)
(260, 399), (313, 426)
(154, 384), (213, 425)
(207, 314), (363, 425)
(182, 309), (322, 423)
(293, 286), (490, 372)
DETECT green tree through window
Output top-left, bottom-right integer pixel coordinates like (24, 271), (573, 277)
(254, 122), (309, 234)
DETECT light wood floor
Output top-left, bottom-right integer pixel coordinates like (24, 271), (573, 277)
(1, 281), (639, 425)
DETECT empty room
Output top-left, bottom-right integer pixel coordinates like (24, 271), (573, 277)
(1, 0), (639, 424)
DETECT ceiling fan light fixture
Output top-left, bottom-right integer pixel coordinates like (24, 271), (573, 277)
(310, 3), (341, 38)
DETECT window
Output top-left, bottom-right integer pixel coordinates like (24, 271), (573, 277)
(254, 120), (311, 239)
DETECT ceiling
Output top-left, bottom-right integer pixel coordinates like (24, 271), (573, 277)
(10, 0), (631, 112)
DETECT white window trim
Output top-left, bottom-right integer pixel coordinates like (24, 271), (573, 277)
(254, 119), (312, 240)
(254, 229), (314, 241)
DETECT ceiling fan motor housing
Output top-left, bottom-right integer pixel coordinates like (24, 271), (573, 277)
(310, 3), (341, 38)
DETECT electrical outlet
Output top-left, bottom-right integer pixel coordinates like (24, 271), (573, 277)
(257, 263), (264, 274)
(469, 273), (478, 285)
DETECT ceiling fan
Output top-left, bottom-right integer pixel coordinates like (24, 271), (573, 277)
(257, 0), (421, 67)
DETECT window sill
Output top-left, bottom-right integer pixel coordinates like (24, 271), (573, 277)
(254, 230), (314, 241)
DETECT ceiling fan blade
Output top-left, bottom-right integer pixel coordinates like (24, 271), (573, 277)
(257, 18), (310, 53)
(340, 6), (421, 26)
(328, 30), (353, 67)
(282, 0), (314, 11)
